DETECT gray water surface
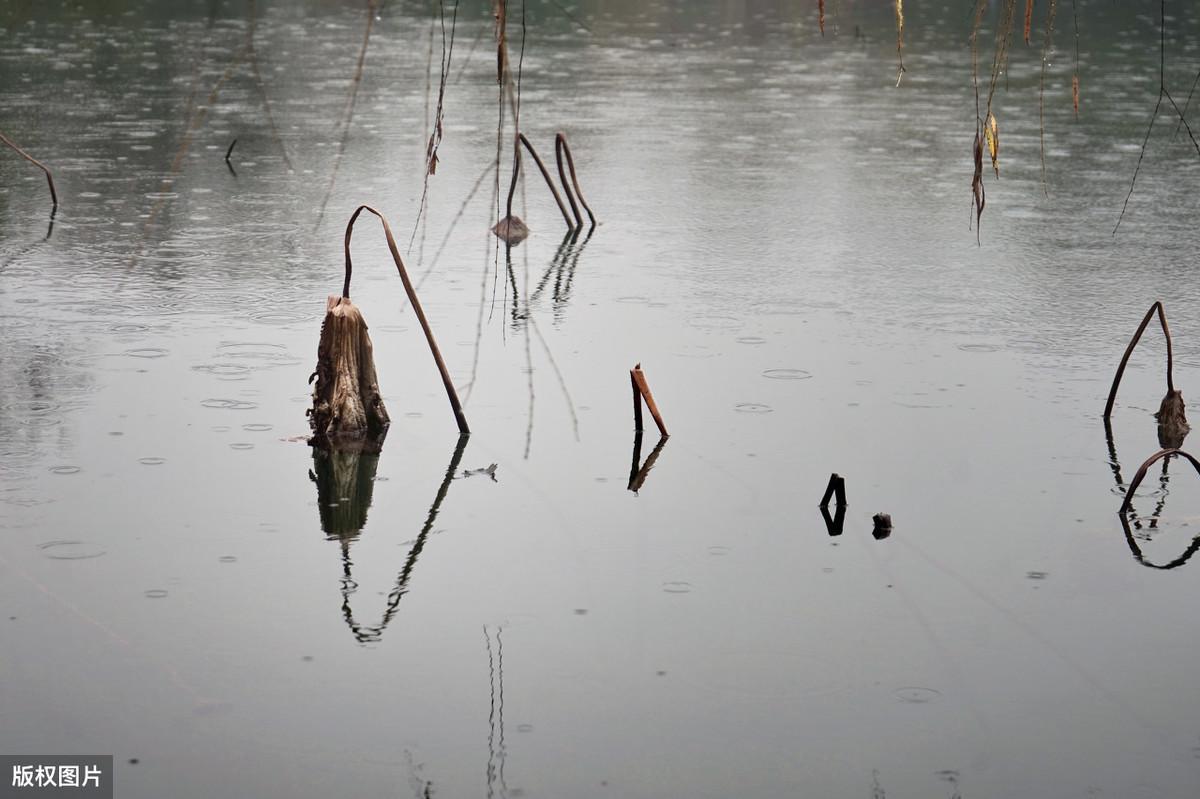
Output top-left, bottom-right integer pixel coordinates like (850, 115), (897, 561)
(4, 2), (1200, 797)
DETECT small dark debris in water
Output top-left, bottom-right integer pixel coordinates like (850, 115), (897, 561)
(128, 759), (139, 765)
(492, 215), (529, 245)
(872, 513), (893, 540)
(656, 670), (667, 677)
(458, 463), (498, 481)
(1026, 571), (1048, 580)
(302, 655), (314, 661)
(573, 608), (588, 615)
(8, 616), (15, 621)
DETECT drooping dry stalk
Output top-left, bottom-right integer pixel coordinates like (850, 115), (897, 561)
(1119, 448), (1200, 514)
(1115, 0), (1200, 236)
(1071, 0), (1080, 118)
(246, 0), (294, 172)
(894, 0), (905, 86)
(343, 205), (470, 435)
(409, 0), (460, 254)
(316, 0), (378, 230)
(630, 363), (668, 438)
(519, 134), (573, 225)
(1024, 0), (1034, 45)
(1103, 301), (1178, 421)
(555, 133), (596, 229)
(819, 0), (825, 37)
(1038, 0), (1058, 196)
(0, 129), (57, 211)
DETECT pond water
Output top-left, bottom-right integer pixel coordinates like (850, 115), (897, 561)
(5, 2), (1200, 797)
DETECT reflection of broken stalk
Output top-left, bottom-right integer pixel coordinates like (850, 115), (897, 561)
(343, 205), (470, 435)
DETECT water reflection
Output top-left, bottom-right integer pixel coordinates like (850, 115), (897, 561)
(627, 429), (668, 494)
(820, 503), (846, 537)
(1106, 424), (1200, 570)
(312, 434), (469, 644)
(528, 227), (593, 322)
(484, 625), (508, 799)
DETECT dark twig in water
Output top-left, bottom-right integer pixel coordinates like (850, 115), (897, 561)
(343, 205), (470, 435)
(224, 138), (238, 172)
(0, 129), (59, 211)
(1103, 301), (1176, 421)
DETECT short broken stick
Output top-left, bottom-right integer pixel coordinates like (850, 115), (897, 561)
(630, 363), (668, 438)
(819, 473), (847, 508)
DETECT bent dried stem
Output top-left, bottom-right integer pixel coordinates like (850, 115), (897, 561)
(517, 133), (572, 226)
(1103, 301), (1176, 420)
(343, 205), (470, 435)
(0, 129), (58, 211)
(555, 132), (596, 229)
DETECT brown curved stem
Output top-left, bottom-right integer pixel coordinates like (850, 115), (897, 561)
(1119, 447), (1200, 513)
(0, 129), (58, 210)
(1104, 301), (1176, 420)
(511, 133), (573, 228)
(556, 132), (595, 228)
(343, 204), (470, 435)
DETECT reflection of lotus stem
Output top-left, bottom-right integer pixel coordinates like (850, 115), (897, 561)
(1104, 301), (1176, 420)
(555, 132), (596, 229)
(0, 129), (58, 210)
(343, 205), (469, 435)
(1118, 447), (1200, 513)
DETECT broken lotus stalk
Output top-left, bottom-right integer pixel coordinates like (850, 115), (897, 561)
(1103, 301), (1188, 447)
(309, 204), (469, 450)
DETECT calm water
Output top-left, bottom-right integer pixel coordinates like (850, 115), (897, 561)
(5, 2), (1200, 797)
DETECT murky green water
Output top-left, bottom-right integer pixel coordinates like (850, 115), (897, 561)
(5, 2), (1200, 797)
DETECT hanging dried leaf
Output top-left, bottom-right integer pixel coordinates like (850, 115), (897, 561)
(429, 152), (438, 175)
(971, 131), (986, 244)
(895, 0), (906, 85)
(1072, 74), (1080, 117)
(819, 0), (825, 36)
(1024, 0), (1034, 45)
(985, 113), (999, 177)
